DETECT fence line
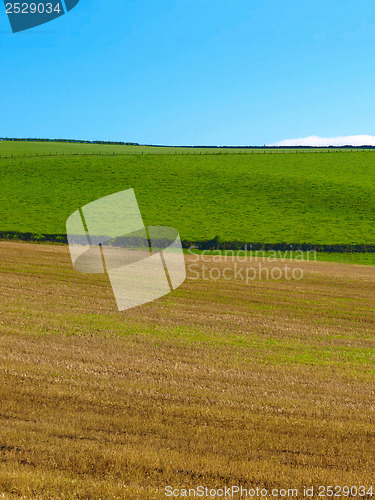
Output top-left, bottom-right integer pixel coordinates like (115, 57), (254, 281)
(0, 148), (374, 160)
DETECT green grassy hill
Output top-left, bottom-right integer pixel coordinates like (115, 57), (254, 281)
(1, 141), (374, 248)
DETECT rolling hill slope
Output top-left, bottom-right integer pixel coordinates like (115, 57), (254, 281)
(1, 141), (374, 247)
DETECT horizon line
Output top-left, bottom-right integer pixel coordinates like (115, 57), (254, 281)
(2, 137), (375, 149)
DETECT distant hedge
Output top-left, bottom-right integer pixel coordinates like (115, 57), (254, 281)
(0, 231), (374, 253)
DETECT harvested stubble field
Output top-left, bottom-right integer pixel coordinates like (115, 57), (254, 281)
(0, 242), (374, 499)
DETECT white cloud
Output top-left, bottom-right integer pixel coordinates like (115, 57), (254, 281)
(270, 135), (375, 147)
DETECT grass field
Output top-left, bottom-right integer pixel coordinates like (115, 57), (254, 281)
(0, 241), (374, 498)
(1, 141), (374, 251)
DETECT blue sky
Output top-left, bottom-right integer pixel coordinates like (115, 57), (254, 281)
(1, 0), (375, 145)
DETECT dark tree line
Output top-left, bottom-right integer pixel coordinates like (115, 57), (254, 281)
(0, 138), (139, 146)
(0, 231), (374, 253)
